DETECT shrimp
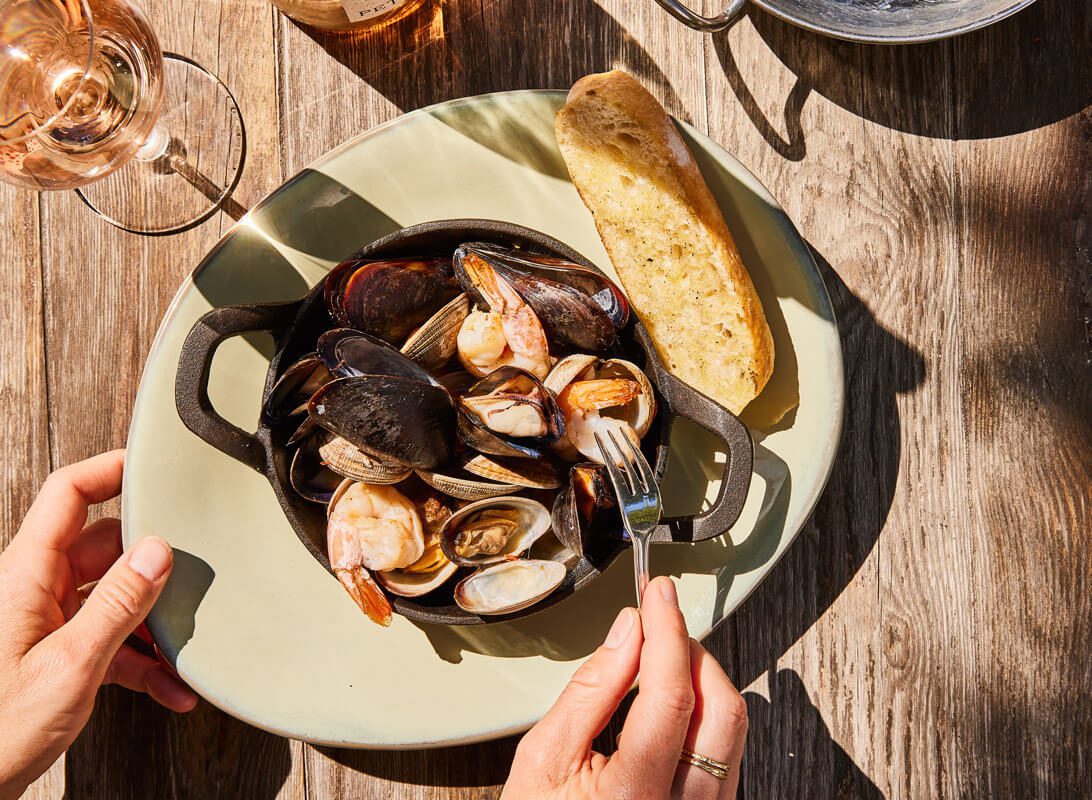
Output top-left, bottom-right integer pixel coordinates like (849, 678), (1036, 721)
(557, 379), (643, 465)
(326, 483), (426, 626)
(456, 252), (551, 378)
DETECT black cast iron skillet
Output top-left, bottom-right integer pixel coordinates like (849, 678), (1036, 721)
(175, 219), (754, 625)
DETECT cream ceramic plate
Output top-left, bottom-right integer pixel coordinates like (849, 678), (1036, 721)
(124, 91), (842, 748)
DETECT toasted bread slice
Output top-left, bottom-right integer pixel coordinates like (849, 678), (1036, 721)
(556, 70), (774, 415)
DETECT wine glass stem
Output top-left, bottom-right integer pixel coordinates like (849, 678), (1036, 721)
(633, 533), (650, 608)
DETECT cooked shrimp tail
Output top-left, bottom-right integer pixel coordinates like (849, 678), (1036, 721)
(335, 565), (394, 626)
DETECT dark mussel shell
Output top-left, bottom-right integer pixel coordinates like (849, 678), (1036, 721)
(262, 353), (332, 426)
(550, 462), (620, 556)
(308, 375), (456, 470)
(457, 366), (564, 460)
(454, 243), (628, 353)
(288, 429), (343, 504)
(317, 328), (437, 385)
(324, 257), (459, 345)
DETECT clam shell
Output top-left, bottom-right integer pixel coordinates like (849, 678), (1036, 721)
(543, 354), (597, 395)
(460, 453), (561, 490)
(401, 293), (470, 370)
(453, 559), (566, 615)
(598, 358), (656, 438)
(439, 496), (551, 566)
(376, 559), (458, 598)
(414, 469), (520, 501)
(319, 437), (411, 484)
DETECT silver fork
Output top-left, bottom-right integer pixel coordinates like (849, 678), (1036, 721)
(594, 429), (662, 608)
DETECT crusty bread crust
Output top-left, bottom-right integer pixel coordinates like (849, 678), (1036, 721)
(556, 70), (774, 415)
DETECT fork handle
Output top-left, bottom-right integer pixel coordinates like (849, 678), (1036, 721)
(659, 372), (754, 542)
(633, 533), (651, 607)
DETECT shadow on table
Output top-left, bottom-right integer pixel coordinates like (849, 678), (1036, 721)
(315, 737), (519, 788)
(64, 692), (293, 799)
(293, 0), (690, 119)
(742, 669), (885, 798)
(710, 242), (924, 694)
(711, 0), (1089, 158)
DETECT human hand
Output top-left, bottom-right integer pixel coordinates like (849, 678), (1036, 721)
(502, 576), (748, 799)
(0, 451), (197, 800)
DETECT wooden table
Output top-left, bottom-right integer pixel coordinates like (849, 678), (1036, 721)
(3, 0), (1088, 796)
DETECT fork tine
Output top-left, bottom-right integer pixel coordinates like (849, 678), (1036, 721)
(616, 430), (657, 497)
(594, 431), (634, 496)
(607, 428), (647, 493)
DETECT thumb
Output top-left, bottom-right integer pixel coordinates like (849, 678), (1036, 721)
(59, 537), (173, 680)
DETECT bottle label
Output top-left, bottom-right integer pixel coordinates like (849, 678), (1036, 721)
(340, 0), (405, 21)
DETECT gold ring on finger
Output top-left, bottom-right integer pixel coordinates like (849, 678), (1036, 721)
(678, 748), (732, 780)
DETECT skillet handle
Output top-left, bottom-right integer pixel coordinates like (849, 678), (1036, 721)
(652, 0), (747, 31)
(175, 302), (299, 473)
(658, 372), (754, 542)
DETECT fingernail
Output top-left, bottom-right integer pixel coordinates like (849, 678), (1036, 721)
(146, 667), (199, 712)
(128, 538), (172, 582)
(604, 608), (635, 649)
(659, 577), (679, 607)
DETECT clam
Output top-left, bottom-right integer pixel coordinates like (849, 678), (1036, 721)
(319, 436), (411, 484)
(324, 256), (459, 345)
(400, 293), (470, 370)
(460, 453), (561, 490)
(457, 366), (564, 459)
(454, 559), (566, 615)
(263, 353), (332, 426)
(551, 462), (618, 556)
(546, 356), (656, 464)
(415, 468), (522, 501)
(308, 374), (456, 470)
(439, 496), (551, 567)
(455, 242), (626, 353)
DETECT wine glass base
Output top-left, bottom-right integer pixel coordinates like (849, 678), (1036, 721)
(76, 53), (245, 235)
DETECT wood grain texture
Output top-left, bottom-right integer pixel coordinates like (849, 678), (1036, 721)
(1, 0), (1088, 797)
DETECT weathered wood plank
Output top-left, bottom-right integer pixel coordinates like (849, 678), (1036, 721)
(30, 0), (305, 796)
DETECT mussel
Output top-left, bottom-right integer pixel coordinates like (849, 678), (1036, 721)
(439, 496), (551, 567)
(455, 242), (627, 354)
(453, 559), (566, 615)
(324, 256), (459, 345)
(318, 328), (438, 385)
(309, 375), (455, 470)
(263, 353), (333, 426)
(457, 366), (564, 459)
(551, 462), (619, 556)
(545, 355), (656, 464)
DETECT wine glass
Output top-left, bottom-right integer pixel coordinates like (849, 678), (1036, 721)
(0, 0), (244, 234)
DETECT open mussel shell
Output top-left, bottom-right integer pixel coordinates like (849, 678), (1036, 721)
(400, 293), (470, 370)
(308, 375), (456, 470)
(318, 328), (438, 385)
(263, 353), (332, 426)
(439, 496), (551, 567)
(455, 242), (624, 354)
(457, 366), (564, 460)
(551, 462), (619, 556)
(453, 559), (566, 615)
(324, 256), (459, 345)
(289, 431), (343, 504)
